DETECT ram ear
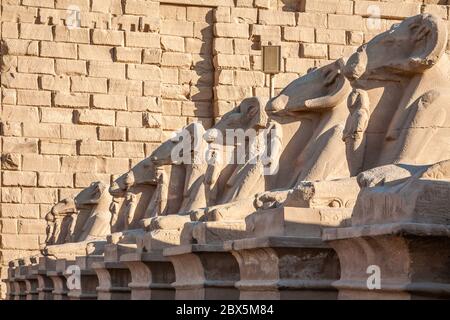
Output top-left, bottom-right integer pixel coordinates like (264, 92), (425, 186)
(405, 14), (447, 73)
(305, 59), (351, 109)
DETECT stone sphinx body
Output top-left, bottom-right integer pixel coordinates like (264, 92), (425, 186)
(258, 13), (450, 210)
(43, 181), (114, 257)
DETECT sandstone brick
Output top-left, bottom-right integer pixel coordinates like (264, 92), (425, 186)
(162, 100), (182, 115)
(79, 139), (113, 156)
(76, 109), (115, 126)
(92, 29), (124, 46)
(54, 93), (90, 108)
(17, 56), (54, 74)
(329, 44), (358, 60)
(22, 154), (60, 173)
(2, 22), (19, 38)
(108, 79), (142, 96)
(40, 41), (77, 59)
(1, 89), (17, 105)
(143, 80), (161, 96)
(160, 20), (194, 37)
(127, 128), (161, 142)
(182, 101), (213, 117)
(2, 137), (38, 155)
(0, 203), (39, 219)
(234, 71), (265, 87)
(92, 0), (122, 14)
(115, 47), (142, 63)
(16, 89), (51, 106)
(93, 94), (127, 110)
(54, 25), (90, 43)
(0, 121), (21, 137)
(230, 8), (258, 24)
(301, 43), (328, 59)
(214, 54), (250, 70)
(61, 156), (98, 172)
(191, 86), (213, 101)
(125, 32), (160, 48)
(1, 73), (38, 89)
(250, 24), (281, 42)
(0, 234), (39, 249)
(78, 44), (114, 61)
(17, 220), (47, 235)
(160, 4), (186, 20)
(161, 35), (185, 52)
(273, 73), (299, 88)
(283, 27), (315, 42)
(0, 219), (18, 234)
(354, 1), (421, 19)
(161, 84), (190, 100)
(124, 0), (159, 16)
(194, 22), (213, 40)
(161, 52), (192, 68)
(259, 10), (296, 26)
(71, 76), (107, 93)
(1, 39), (39, 56)
(297, 12), (327, 28)
(22, 188), (58, 204)
(127, 96), (160, 112)
(185, 38), (211, 55)
(142, 112), (162, 128)
(55, 0), (89, 10)
(304, 0), (353, 15)
(213, 38), (233, 54)
(214, 85), (252, 100)
(20, 23), (52, 41)
(316, 29), (347, 45)
(187, 6), (213, 23)
(214, 7), (231, 23)
(328, 14), (363, 31)
(116, 111), (142, 127)
(38, 173), (73, 188)
(113, 142), (144, 158)
(285, 58), (316, 73)
(1, 188), (21, 204)
(2, 171), (36, 187)
(40, 139), (76, 155)
(127, 64), (161, 81)
(97, 157), (130, 174)
(22, 123), (60, 139)
(98, 127), (126, 141)
(1, 5), (37, 23)
(162, 115), (187, 131)
(60, 124), (96, 139)
(162, 67), (179, 84)
(2, 106), (39, 124)
(214, 23), (249, 38)
(142, 48), (162, 64)
(74, 173), (111, 188)
(55, 59), (87, 75)
(347, 31), (364, 46)
(40, 75), (70, 92)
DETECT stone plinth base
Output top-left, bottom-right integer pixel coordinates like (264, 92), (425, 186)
(226, 236), (340, 300)
(323, 223), (450, 300)
(121, 251), (176, 300)
(92, 260), (132, 300)
(35, 257), (56, 300)
(164, 244), (240, 300)
(65, 255), (103, 300)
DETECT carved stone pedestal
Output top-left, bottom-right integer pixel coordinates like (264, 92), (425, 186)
(48, 259), (75, 300)
(35, 257), (56, 300)
(11, 261), (27, 300)
(92, 261), (132, 300)
(65, 255), (102, 300)
(121, 251), (176, 300)
(18, 263), (39, 300)
(3, 265), (15, 300)
(227, 236), (339, 300)
(164, 244), (240, 300)
(193, 221), (251, 245)
(324, 223), (450, 300)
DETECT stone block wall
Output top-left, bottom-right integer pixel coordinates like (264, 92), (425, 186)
(0, 0), (449, 297)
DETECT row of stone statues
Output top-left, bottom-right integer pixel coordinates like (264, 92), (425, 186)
(6, 14), (450, 300)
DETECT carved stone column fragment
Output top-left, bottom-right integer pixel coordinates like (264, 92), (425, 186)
(164, 244), (240, 300)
